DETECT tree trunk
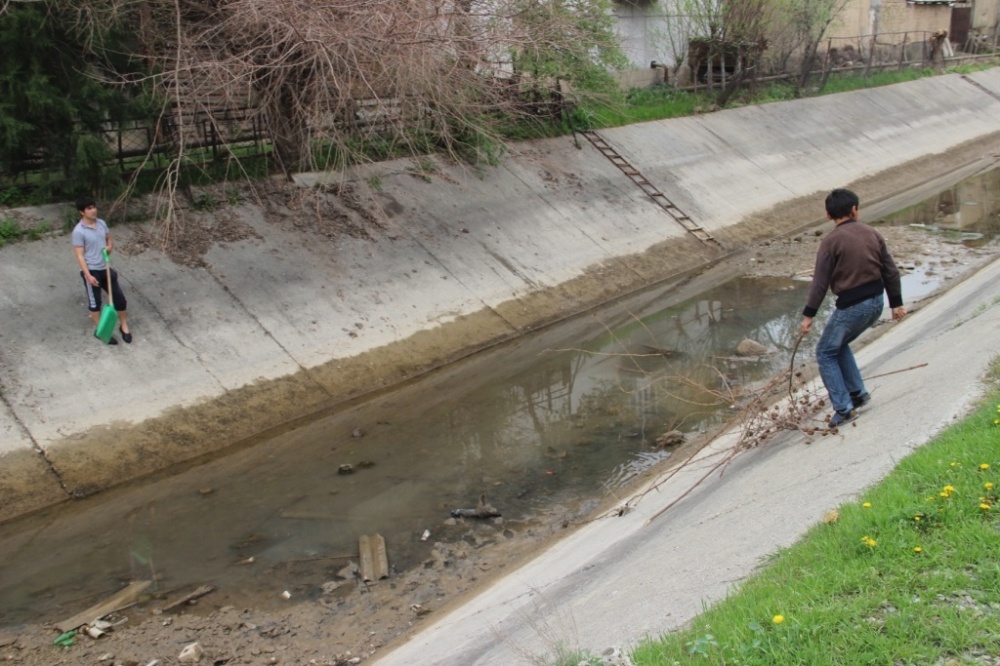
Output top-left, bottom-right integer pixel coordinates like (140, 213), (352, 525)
(268, 86), (305, 181)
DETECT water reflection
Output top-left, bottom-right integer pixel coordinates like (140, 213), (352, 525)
(877, 165), (1000, 246)
(0, 275), (810, 626)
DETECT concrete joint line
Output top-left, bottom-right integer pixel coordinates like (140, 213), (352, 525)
(0, 386), (72, 498)
(201, 265), (332, 396)
(960, 74), (1000, 102)
(384, 216), (521, 334)
(500, 162), (646, 282)
(121, 271), (231, 394)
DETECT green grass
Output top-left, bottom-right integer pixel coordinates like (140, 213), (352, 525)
(0, 218), (20, 246)
(819, 67), (935, 95)
(630, 358), (1000, 666)
(571, 61), (998, 132)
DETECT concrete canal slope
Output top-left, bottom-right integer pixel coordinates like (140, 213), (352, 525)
(2, 69), (1000, 524)
(372, 205), (1000, 666)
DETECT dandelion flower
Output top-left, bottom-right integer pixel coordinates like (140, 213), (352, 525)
(980, 504), (991, 511)
(861, 536), (877, 547)
(985, 482), (994, 491)
(944, 485), (955, 493)
(772, 615), (784, 624)
(980, 464), (991, 471)
(914, 515), (922, 522)
(950, 462), (960, 467)
(914, 546), (922, 553)
(862, 502), (872, 508)
(940, 491), (950, 498)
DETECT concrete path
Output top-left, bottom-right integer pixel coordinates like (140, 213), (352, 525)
(372, 250), (1000, 666)
(1, 69), (1000, 523)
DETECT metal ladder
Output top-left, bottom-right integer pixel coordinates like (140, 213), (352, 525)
(579, 130), (720, 247)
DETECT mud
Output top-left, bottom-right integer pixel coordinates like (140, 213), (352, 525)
(2, 134), (1000, 666)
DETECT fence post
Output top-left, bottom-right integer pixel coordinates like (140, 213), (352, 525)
(864, 32), (876, 76)
(899, 32), (908, 71)
(117, 126), (125, 174)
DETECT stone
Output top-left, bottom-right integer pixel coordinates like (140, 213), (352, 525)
(178, 641), (204, 663)
(735, 339), (769, 356)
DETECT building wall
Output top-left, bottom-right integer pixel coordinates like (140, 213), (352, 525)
(614, 2), (674, 68)
(830, 0), (951, 44)
(972, 0), (1000, 32)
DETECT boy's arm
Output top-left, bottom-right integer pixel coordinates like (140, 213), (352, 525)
(74, 245), (99, 286)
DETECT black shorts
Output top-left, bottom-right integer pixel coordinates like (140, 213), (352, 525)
(81, 268), (127, 312)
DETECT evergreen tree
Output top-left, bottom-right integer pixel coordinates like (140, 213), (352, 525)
(0, 2), (149, 197)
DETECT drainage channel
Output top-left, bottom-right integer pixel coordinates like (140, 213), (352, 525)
(0, 167), (997, 632)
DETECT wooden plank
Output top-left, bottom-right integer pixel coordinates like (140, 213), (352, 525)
(55, 580), (152, 633)
(358, 534), (389, 582)
(158, 584), (215, 613)
(372, 534), (389, 581)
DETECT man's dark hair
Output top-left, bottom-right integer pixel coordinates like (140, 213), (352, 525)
(75, 196), (97, 213)
(825, 189), (859, 220)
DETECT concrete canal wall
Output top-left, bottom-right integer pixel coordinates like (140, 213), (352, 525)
(2, 69), (1000, 523)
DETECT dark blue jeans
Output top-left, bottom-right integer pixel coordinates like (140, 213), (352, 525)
(816, 295), (883, 414)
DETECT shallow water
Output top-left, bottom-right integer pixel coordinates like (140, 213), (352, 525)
(0, 167), (997, 628)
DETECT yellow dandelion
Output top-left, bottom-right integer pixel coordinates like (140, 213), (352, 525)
(944, 485), (955, 493)
(772, 615), (784, 624)
(860, 536), (877, 547)
(914, 546), (923, 553)
(980, 504), (991, 511)
(985, 482), (995, 491)
(940, 491), (950, 498)
(950, 462), (960, 467)
(914, 515), (922, 522)
(980, 464), (991, 471)
(862, 502), (872, 508)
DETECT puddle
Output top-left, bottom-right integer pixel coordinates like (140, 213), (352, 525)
(1, 167), (998, 629)
(877, 166), (1000, 248)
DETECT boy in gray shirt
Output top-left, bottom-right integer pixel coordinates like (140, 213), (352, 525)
(72, 197), (132, 344)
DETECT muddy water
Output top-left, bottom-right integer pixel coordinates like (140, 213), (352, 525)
(1, 169), (997, 629)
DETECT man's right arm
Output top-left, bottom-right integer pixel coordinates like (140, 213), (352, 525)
(73, 245), (98, 286)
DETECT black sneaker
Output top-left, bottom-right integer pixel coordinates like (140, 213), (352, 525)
(851, 392), (871, 409)
(120, 327), (132, 344)
(828, 409), (855, 428)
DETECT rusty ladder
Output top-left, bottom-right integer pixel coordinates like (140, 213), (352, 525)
(579, 130), (720, 247)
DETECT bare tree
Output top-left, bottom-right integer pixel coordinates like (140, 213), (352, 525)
(48, 0), (623, 231)
(653, 0), (773, 106)
(769, 0), (851, 95)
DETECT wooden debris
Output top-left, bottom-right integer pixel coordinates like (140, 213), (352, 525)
(641, 344), (686, 358)
(451, 493), (501, 519)
(280, 511), (340, 520)
(55, 580), (152, 633)
(157, 585), (215, 614)
(358, 534), (389, 582)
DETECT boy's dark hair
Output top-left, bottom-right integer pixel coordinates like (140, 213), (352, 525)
(825, 189), (859, 220)
(75, 196), (97, 213)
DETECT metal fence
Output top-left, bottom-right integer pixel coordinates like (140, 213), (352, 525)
(2, 32), (998, 190)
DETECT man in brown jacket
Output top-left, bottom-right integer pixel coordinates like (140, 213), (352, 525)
(800, 189), (906, 428)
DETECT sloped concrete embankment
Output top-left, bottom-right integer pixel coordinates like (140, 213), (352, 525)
(1, 69), (999, 524)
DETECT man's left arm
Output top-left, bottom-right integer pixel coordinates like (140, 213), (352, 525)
(878, 235), (905, 320)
